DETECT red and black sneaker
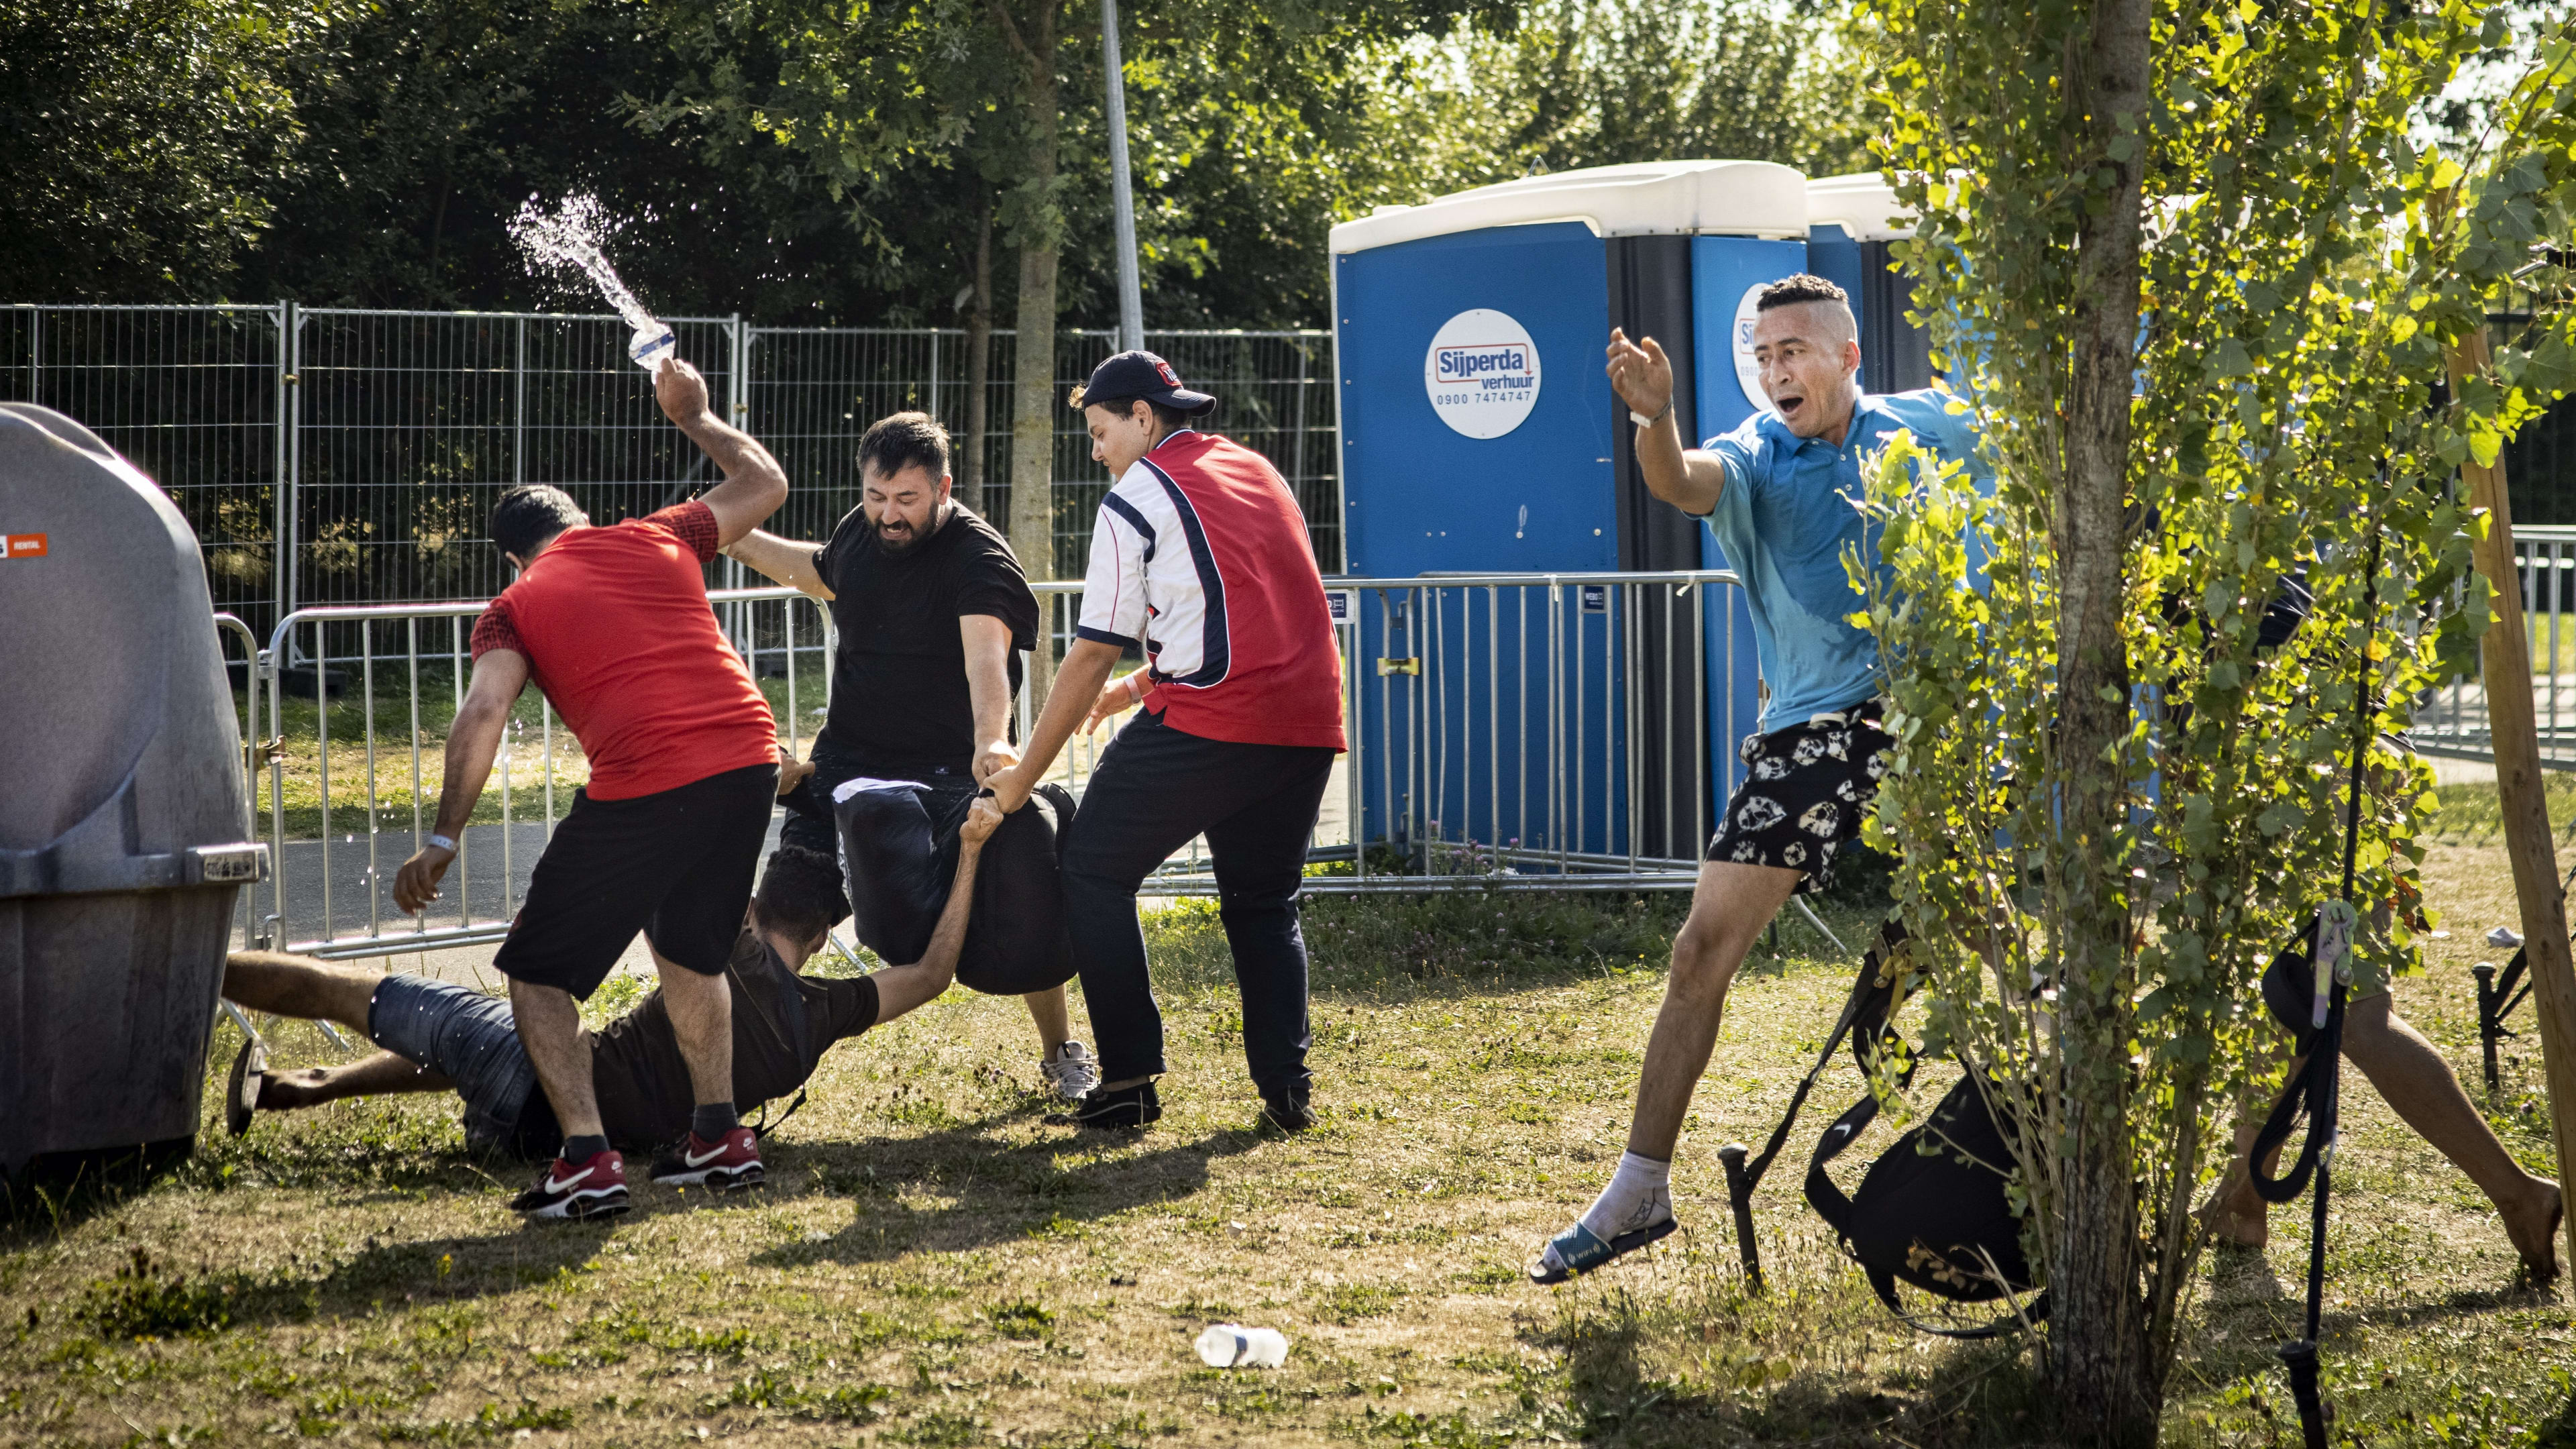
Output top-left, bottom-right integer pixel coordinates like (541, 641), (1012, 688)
(648, 1126), (764, 1193)
(510, 1147), (631, 1222)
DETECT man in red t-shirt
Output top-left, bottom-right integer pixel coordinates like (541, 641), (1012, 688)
(987, 350), (1344, 1133)
(390, 356), (791, 1222)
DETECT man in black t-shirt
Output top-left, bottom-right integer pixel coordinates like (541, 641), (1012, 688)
(219, 802), (1002, 1160)
(722, 412), (1098, 1101)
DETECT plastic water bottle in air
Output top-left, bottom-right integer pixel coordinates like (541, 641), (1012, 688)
(628, 322), (676, 372)
(1195, 1323), (1288, 1368)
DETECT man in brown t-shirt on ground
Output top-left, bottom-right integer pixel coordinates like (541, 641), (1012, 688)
(391, 356), (792, 1220)
(227, 802), (1003, 1161)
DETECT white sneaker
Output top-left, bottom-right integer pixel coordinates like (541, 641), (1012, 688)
(1041, 1042), (1101, 1102)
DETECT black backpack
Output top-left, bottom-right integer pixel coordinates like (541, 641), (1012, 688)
(1722, 921), (2047, 1337)
(1803, 1067), (2043, 1331)
(830, 777), (1080, 996)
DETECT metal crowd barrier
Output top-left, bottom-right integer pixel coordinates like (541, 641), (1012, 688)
(230, 570), (1774, 964)
(2412, 524), (2576, 769)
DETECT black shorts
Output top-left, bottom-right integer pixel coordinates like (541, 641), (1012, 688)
(493, 762), (778, 998)
(1707, 698), (1893, 896)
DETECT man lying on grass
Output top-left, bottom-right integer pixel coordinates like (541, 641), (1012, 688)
(217, 798), (1001, 1218)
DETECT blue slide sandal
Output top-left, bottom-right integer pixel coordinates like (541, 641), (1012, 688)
(1527, 1216), (1679, 1285)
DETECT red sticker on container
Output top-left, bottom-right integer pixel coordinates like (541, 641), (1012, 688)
(3, 533), (46, 559)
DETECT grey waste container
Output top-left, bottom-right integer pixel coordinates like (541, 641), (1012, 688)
(0, 403), (266, 1178)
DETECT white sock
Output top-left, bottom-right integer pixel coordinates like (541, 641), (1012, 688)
(1578, 1151), (1673, 1241)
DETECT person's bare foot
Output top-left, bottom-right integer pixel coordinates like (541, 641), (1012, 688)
(254, 1069), (333, 1112)
(2500, 1181), (2563, 1287)
(2204, 1177), (2268, 1250)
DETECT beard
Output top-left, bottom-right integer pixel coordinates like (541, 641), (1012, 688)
(873, 503), (949, 555)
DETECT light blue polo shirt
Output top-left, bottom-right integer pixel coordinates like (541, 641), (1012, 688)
(1697, 388), (1987, 733)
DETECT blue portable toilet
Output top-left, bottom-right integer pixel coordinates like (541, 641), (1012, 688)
(1676, 174), (1939, 808)
(1330, 162), (1808, 867)
(1801, 173), (1933, 395)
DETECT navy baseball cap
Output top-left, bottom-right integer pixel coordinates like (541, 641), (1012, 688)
(1079, 350), (1216, 417)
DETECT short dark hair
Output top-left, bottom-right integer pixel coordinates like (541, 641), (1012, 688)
(753, 844), (847, 946)
(1754, 274), (1851, 311)
(490, 485), (588, 561)
(858, 412), (951, 484)
(1067, 387), (1193, 433)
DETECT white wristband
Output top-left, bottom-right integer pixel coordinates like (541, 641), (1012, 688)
(425, 833), (458, 853)
(1629, 398), (1673, 429)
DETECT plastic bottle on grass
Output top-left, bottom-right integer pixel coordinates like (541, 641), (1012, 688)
(1195, 1324), (1287, 1368)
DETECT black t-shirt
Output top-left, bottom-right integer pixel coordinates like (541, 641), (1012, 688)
(568, 932), (881, 1153)
(812, 502), (1040, 776)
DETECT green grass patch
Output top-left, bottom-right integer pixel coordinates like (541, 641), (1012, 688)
(6, 869), (2571, 1445)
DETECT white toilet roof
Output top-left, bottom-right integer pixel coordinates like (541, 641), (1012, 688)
(1329, 160), (1809, 255)
(1806, 172), (1917, 241)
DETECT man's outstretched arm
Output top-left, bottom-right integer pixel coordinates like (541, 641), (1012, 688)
(724, 530), (833, 600)
(392, 649), (529, 914)
(869, 797), (1004, 1022)
(1607, 328), (1729, 517)
(654, 357), (789, 547)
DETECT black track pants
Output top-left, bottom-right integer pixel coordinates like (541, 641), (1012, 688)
(1059, 710), (1334, 1096)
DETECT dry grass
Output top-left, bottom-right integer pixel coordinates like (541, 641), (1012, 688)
(3, 856), (2573, 1447)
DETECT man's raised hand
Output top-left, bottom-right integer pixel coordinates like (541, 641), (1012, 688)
(960, 796), (1004, 847)
(1605, 328), (1674, 421)
(653, 356), (713, 425)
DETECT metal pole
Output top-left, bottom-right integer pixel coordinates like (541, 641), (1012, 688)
(513, 317), (527, 489)
(276, 302), (295, 628)
(1101, 0), (1145, 352)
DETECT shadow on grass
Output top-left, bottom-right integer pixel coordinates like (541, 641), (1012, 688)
(1, 1137), (200, 1238)
(1536, 1285), (2061, 1448)
(58, 1222), (614, 1340)
(748, 1109), (1267, 1267)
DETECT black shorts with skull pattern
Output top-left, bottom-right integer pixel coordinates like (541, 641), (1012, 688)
(1705, 697), (1894, 896)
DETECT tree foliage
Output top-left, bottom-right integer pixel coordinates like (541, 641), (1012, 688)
(1342, 0), (1872, 205)
(5, 0), (1871, 323)
(0, 0), (323, 299)
(1861, 0), (2576, 1436)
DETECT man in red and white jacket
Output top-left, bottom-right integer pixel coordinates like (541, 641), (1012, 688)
(986, 351), (1344, 1131)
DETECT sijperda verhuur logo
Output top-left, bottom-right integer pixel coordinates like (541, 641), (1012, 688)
(1424, 309), (1541, 439)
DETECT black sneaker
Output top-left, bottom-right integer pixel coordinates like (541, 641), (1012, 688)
(509, 1147), (631, 1221)
(225, 1037), (268, 1138)
(1258, 1089), (1314, 1133)
(1045, 1082), (1161, 1129)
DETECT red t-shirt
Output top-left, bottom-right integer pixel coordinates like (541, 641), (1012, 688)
(1075, 431), (1346, 750)
(470, 502), (777, 800)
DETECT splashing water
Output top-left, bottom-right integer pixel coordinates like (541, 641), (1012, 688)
(508, 194), (675, 371)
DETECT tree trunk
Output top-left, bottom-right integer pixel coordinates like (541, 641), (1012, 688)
(963, 200), (994, 513)
(1004, 0), (1062, 701)
(2451, 330), (2576, 1279)
(2047, 0), (2157, 1440)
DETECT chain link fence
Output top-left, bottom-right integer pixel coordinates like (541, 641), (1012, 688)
(3, 305), (1338, 642)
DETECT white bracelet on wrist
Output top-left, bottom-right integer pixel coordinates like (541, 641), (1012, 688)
(425, 833), (457, 853)
(1629, 398), (1673, 429)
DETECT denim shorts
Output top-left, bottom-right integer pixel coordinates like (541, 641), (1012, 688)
(367, 973), (541, 1155)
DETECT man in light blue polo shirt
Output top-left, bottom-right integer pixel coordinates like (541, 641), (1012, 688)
(1532, 273), (1986, 1284)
